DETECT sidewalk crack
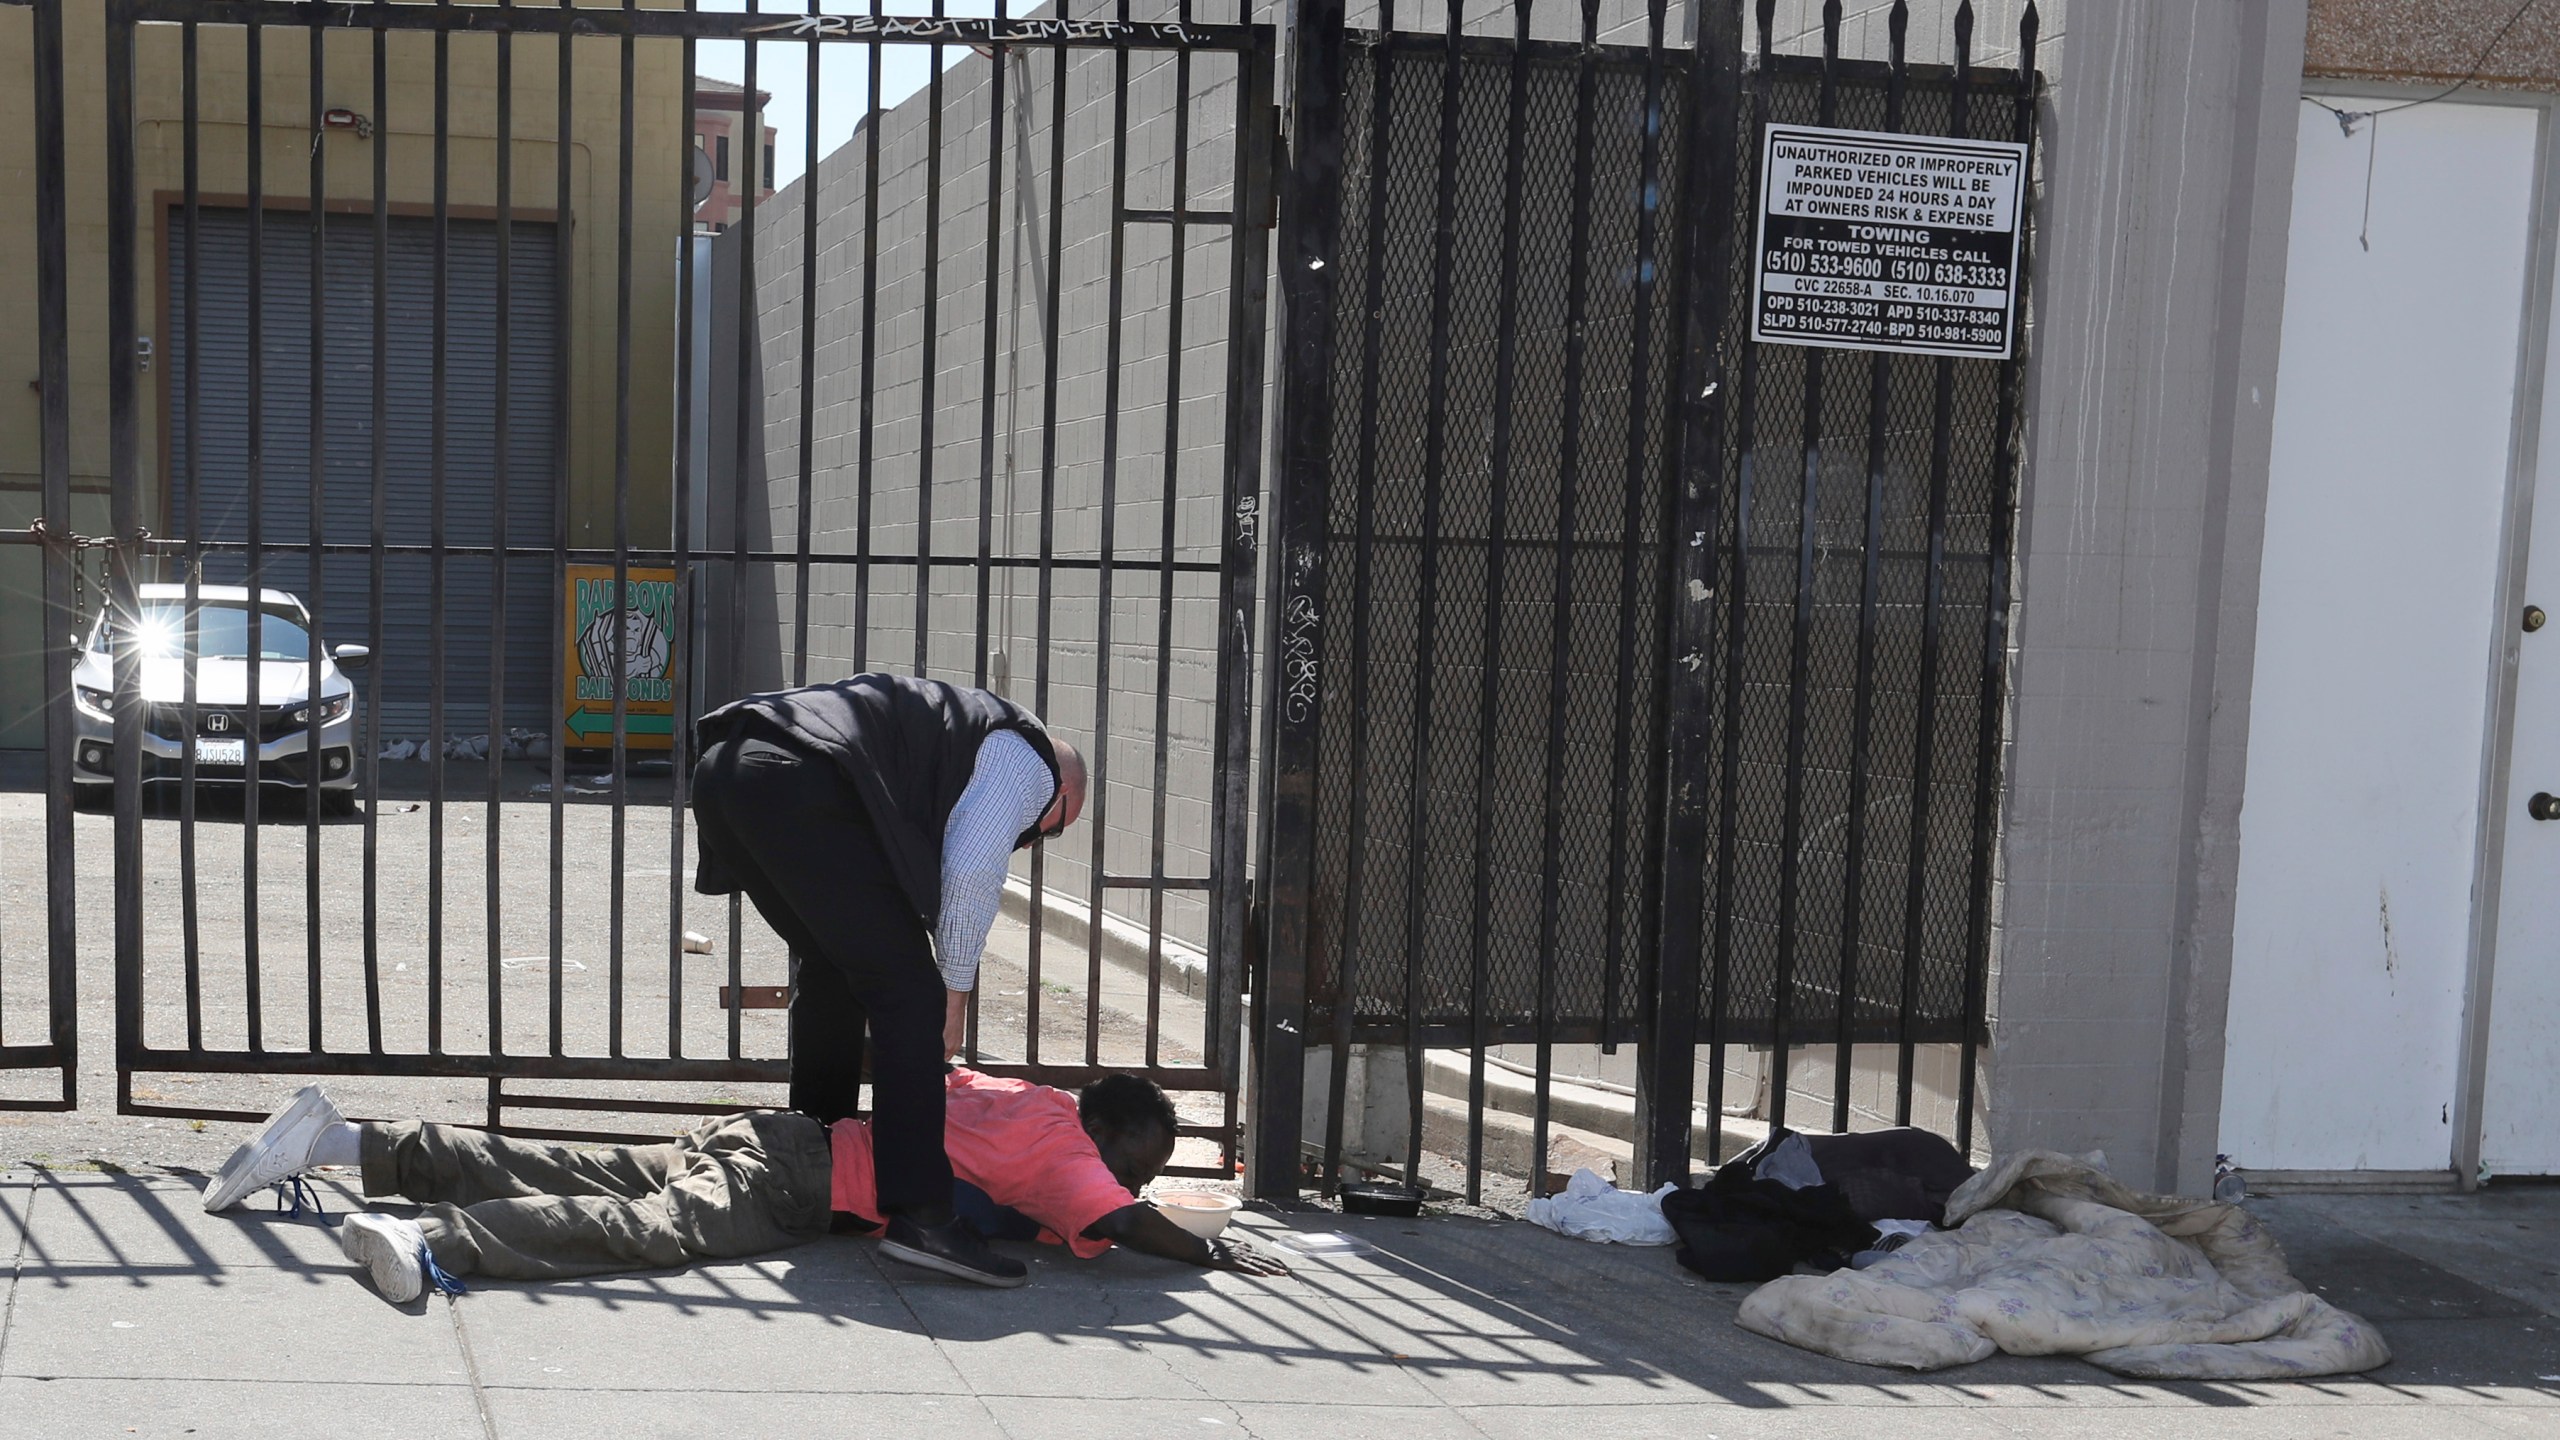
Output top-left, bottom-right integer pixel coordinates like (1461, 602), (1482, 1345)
(445, 1294), (501, 1440)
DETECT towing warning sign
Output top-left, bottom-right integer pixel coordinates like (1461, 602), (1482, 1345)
(1751, 123), (2028, 360)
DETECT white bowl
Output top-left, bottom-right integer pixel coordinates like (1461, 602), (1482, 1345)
(1152, 1190), (1240, 1240)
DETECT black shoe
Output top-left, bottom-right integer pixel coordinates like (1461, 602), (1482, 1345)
(879, 1215), (1029, 1288)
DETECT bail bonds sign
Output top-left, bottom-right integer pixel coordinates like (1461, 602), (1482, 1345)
(1751, 124), (2028, 360)
(561, 564), (680, 750)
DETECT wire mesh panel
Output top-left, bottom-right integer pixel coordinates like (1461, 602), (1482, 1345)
(1259, 0), (2038, 1199)
(1687, 2), (2037, 1149)
(1302, 35), (1682, 1045)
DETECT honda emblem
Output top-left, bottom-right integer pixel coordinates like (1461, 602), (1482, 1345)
(206, 712), (231, 733)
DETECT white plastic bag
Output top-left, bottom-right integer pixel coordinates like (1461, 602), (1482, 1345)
(1525, 1167), (1679, 1246)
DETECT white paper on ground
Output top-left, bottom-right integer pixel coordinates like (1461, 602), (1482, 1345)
(1525, 1167), (1679, 1245)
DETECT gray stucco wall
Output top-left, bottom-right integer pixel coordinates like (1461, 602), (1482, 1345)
(710, 27), (1256, 951)
(1989, 0), (2306, 1194)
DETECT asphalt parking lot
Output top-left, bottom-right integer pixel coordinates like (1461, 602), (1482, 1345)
(0, 756), (1224, 1177)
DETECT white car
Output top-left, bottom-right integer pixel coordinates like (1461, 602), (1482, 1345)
(70, 584), (370, 813)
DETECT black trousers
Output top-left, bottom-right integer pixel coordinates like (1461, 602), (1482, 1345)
(689, 727), (952, 1215)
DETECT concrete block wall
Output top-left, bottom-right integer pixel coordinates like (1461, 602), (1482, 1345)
(716, 10), (1259, 952)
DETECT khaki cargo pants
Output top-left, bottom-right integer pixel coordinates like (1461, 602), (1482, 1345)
(358, 1110), (834, 1281)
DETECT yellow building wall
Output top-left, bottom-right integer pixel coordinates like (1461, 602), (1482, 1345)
(1, 0), (687, 749)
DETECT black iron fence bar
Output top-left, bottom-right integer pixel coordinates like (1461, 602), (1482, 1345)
(123, 0), (1265, 50)
(724, 0), (757, 1065)
(794, 17), (821, 684)
(1894, 4), (1966, 1127)
(850, 0), (884, 670)
(427, 0), (453, 1056)
(1022, 35), (1072, 1069)
(1207, 24), (1278, 1105)
(72, 538), (1230, 570)
(1251, 0), (1347, 1200)
(670, 21), (697, 1062)
(1602, 0), (1674, 1113)
(106, 0), (146, 1113)
(1958, 1), (2040, 1156)
(1122, 207), (1236, 226)
(120, 1050), (1225, 1103)
(1702, 0), (1778, 1166)
(1139, 17), (1194, 1074)
(488, 0), (518, 1065)
(1639, 0), (1734, 1188)
(1526, 0), (1604, 1186)
(1762, 0), (1845, 1141)
(1315, 0), (1397, 1191)
(1089, 0), (1136, 1072)
(550, 0), (577, 1061)
(487, 1089), (1235, 1120)
(303, 5), (329, 1055)
(1832, 0), (1909, 1134)
(914, 0), (947, 687)
(243, 0), (267, 1052)
(1360, 27), (1654, 67)
(1405, 0), (1466, 1203)
(607, 0), (639, 1061)
(365, 0), (391, 1054)
(179, 17), (206, 1054)
(1471, 0), (1534, 1196)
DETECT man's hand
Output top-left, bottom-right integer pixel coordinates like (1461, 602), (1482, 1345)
(943, 988), (968, 1061)
(1086, 1203), (1292, 1278)
(1203, 1236), (1290, 1277)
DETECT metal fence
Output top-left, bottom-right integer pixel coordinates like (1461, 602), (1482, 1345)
(9, 0), (1270, 1175)
(1255, 0), (2039, 1200)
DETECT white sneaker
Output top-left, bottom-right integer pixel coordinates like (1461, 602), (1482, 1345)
(340, 1213), (428, 1304)
(200, 1085), (344, 1213)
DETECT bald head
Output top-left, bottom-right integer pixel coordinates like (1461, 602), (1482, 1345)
(1039, 738), (1086, 839)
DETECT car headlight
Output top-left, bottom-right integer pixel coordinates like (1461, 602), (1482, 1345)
(74, 684), (114, 718)
(292, 694), (353, 725)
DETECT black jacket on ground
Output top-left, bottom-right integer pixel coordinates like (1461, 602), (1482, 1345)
(691, 673), (1060, 922)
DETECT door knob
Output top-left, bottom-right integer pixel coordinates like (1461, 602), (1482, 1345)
(2532, 792), (2560, 822)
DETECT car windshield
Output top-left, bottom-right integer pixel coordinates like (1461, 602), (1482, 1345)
(96, 605), (316, 662)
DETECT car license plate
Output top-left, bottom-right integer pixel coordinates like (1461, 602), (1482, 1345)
(195, 738), (246, 765)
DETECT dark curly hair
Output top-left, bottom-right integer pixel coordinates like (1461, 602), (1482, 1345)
(1078, 1072), (1179, 1141)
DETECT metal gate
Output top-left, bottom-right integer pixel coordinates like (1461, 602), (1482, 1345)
(14, 0), (1272, 1176)
(1256, 0), (2040, 1198)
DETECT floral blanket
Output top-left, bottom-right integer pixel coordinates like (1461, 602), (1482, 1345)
(1733, 1151), (2391, 1379)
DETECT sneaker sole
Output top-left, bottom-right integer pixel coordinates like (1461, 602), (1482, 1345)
(877, 1238), (1029, 1289)
(201, 1086), (336, 1213)
(343, 1222), (425, 1304)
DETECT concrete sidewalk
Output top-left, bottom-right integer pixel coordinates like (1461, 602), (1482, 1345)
(0, 1168), (2550, 1439)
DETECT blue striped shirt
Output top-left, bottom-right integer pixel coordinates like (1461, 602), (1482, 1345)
(935, 729), (1059, 993)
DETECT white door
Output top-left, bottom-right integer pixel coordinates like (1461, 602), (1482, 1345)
(2222, 98), (2542, 1172)
(2484, 313), (2560, 1177)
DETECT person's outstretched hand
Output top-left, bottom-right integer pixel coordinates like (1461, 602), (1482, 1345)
(943, 989), (968, 1061)
(1205, 1237), (1290, 1277)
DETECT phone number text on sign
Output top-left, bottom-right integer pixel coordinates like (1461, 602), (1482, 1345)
(1751, 123), (2028, 360)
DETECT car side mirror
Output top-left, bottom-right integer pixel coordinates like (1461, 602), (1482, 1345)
(332, 643), (372, 672)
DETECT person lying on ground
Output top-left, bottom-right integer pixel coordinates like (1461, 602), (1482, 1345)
(198, 1067), (1286, 1303)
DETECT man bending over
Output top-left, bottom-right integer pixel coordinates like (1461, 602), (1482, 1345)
(199, 1069), (1285, 1302)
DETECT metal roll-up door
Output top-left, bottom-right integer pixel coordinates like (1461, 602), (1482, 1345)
(167, 206), (559, 744)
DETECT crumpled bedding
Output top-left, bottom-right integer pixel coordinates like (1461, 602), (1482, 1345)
(1733, 1150), (2391, 1379)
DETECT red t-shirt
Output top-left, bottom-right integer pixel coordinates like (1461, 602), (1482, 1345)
(830, 1068), (1138, 1259)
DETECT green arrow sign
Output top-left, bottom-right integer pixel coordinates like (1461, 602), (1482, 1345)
(565, 708), (675, 740)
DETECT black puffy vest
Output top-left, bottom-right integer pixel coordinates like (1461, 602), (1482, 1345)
(692, 673), (1061, 922)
